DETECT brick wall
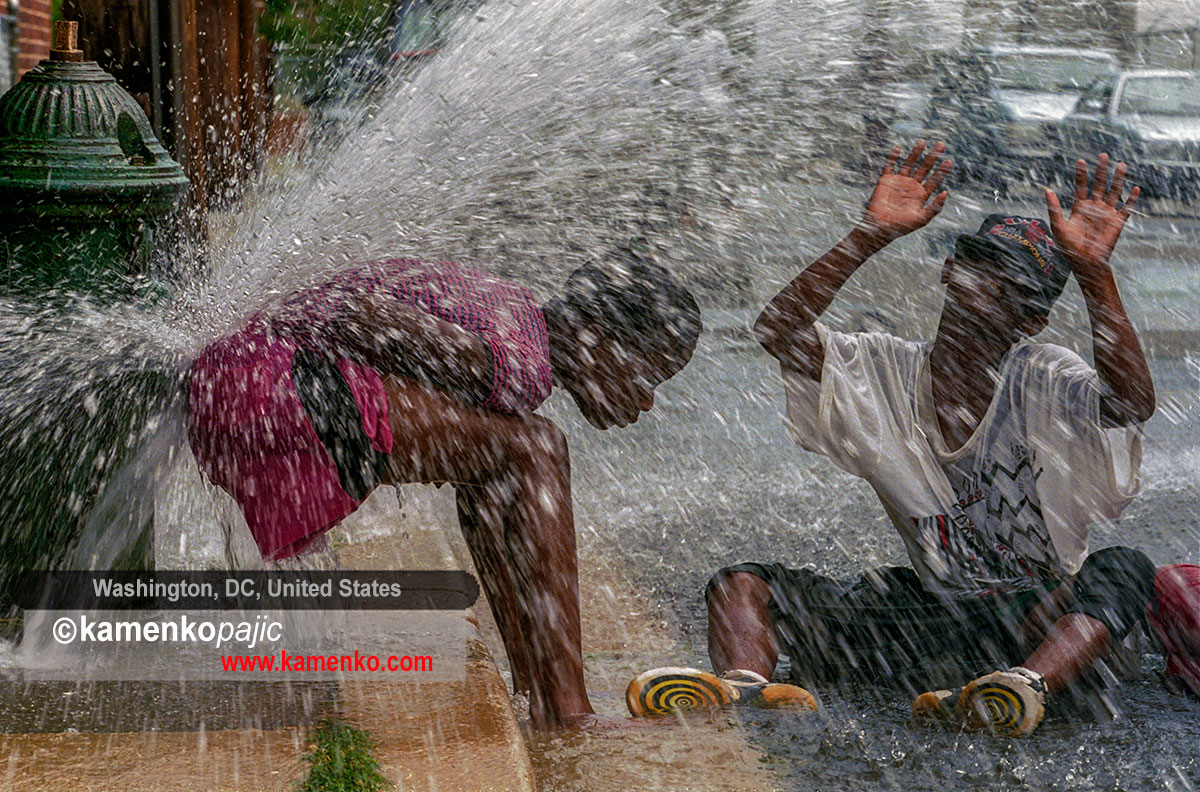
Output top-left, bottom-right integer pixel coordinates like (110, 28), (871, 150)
(16, 0), (53, 76)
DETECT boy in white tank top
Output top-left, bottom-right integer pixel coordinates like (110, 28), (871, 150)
(627, 143), (1157, 737)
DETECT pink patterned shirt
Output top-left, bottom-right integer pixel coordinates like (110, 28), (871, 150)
(273, 257), (553, 413)
(189, 258), (553, 560)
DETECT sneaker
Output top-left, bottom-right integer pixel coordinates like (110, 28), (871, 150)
(959, 667), (1046, 736)
(914, 667), (1046, 736)
(626, 667), (817, 718)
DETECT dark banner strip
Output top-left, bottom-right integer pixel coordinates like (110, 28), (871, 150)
(10, 571), (479, 610)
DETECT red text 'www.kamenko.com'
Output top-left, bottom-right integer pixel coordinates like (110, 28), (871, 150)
(221, 650), (434, 674)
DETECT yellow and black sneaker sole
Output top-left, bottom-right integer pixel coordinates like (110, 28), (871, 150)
(626, 667), (736, 717)
(957, 672), (1045, 737)
(626, 667), (818, 717)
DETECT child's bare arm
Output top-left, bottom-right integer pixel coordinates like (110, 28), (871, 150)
(1045, 154), (1156, 427)
(755, 141), (953, 379)
(328, 290), (495, 405)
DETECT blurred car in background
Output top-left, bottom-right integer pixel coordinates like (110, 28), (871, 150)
(889, 45), (1119, 193)
(304, 0), (481, 149)
(1059, 70), (1200, 202)
(389, 0), (480, 63)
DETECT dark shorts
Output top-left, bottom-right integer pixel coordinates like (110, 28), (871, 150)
(707, 546), (1156, 689)
(291, 347), (391, 502)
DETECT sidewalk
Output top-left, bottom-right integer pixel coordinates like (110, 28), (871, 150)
(0, 483), (535, 792)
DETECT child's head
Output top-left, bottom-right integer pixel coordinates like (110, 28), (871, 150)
(940, 215), (1069, 339)
(546, 244), (702, 429)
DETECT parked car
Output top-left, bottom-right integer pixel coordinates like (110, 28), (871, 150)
(389, 0), (480, 62)
(303, 1), (483, 150)
(892, 45), (1119, 193)
(1059, 70), (1200, 202)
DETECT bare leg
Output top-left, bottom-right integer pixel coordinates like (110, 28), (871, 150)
(1019, 613), (1112, 695)
(379, 377), (593, 728)
(1015, 584), (1076, 656)
(485, 421), (592, 727)
(455, 482), (533, 697)
(707, 572), (779, 679)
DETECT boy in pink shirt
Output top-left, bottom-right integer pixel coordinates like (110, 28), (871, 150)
(188, 247), (701, 730)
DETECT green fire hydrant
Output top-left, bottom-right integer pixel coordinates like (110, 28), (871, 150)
(0, 21), (189, 296)
(0, 22), (190, 613)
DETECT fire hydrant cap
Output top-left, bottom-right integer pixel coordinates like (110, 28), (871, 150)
(0, 58), (189, 220)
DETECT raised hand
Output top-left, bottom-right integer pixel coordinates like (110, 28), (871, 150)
(861, 140), (953, 240)
(1045, 153), (1139, 274)
(1045, 154), (1154, 428)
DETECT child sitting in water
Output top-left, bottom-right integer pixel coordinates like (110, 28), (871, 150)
(187, 246), (701, 730)
(627, 142), (1157, 737)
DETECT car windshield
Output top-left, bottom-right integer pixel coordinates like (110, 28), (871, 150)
(1118, 75), (1200, 116)
(987, 53), (1114, 92)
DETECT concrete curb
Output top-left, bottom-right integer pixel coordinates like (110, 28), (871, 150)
(0, 727), (309, 792)
(333, 486), (536, 792)
(333, 636), (535, 792)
